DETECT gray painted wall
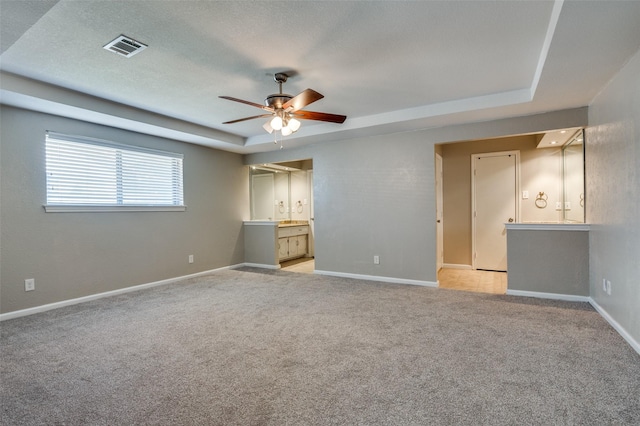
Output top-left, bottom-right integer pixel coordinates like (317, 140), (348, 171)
(506, 229), (589, 296)
(586, 48), (640, 344)
(0, 106), (248, 314)
(246, 108), (588, 285)
(312, 132), (435, 281)
(243, 223), (279, 266)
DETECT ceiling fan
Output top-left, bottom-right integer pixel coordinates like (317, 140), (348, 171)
(219, 73), (347, 136)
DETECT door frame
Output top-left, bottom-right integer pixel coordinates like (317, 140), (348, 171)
(307, 170), (315, 258)
(471, 150), (520, 270)
(435, 153), (444, 272)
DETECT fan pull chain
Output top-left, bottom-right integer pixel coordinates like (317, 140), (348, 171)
(273, 131), (284, 149)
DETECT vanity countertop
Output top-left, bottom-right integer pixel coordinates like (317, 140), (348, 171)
(278, 220), (309, 228)
(505, 222), (590, 231)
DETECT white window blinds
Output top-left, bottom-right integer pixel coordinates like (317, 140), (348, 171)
(45, 132), (184, 211)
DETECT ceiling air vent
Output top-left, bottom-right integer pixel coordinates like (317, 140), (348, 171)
(103, 35), (147, 58)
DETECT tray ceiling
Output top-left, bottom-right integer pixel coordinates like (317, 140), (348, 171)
(1, 1), (640, 153)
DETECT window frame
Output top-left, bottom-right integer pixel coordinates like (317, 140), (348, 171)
(44, 132), (186, 213)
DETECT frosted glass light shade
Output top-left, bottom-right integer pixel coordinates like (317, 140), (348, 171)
(263, 121), (274, 134)
(288, 118), (301, 132)
(281, 126), (292, 136)
(270, 116), (283, 130)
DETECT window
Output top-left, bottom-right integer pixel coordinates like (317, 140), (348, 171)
(45, 132), (184, 212)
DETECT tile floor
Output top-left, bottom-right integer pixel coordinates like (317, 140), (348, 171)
(280, 258), (315, 274)
(280, 260), (507, 295)
(438, 268), (507, 294)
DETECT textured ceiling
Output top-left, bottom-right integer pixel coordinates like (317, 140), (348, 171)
(1, 0), (640, 153)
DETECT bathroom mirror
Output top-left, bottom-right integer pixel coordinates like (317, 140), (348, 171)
(562, 130), (585, 223)
(249, 160), (313, 221)
(250, 166), (290, 221)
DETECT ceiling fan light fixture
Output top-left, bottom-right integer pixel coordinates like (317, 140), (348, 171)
(220, 72), (347, 142)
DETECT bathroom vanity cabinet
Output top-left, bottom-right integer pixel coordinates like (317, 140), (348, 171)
(278, 225), (309, 261)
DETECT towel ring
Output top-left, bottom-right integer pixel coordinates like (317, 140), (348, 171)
(535, 191), (548, 209)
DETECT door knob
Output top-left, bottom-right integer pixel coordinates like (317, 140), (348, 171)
(437, 220), (441, 223)
(508, 218), (514, 223)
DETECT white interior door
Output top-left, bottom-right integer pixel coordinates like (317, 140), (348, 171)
(472, 151), (519, 271)
(435, 153), (444, 271)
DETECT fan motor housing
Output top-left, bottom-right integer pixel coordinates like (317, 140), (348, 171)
(265, 94), (293, 109)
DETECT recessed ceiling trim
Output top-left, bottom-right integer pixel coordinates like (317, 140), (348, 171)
(245, 88), (533, 147)
(103, 35), (147, 58)
(530, 0), (565, 98)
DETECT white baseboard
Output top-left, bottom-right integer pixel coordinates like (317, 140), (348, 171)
(4, 265), (637, 357)
(442, 263), (473, 270)
(503, 290), (640, 356)
(0, 264), (243, 322)
(506, 289), (590, 302)
(589, 298), (640, 356)
(314, 270), (438, 288)
(237, 263), (281, 270)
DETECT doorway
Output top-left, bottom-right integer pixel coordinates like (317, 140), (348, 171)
(471, 151), (519, 272)
(437, 130), (582, 292)
(281, 168), (315, 273)
(248, 159), (315, 273)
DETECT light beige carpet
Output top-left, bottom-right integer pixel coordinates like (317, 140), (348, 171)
(2, 268), (639, 425)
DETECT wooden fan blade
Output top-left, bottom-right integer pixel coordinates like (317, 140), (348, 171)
(292, 110), (347, 124)
(223, 114), (272, 124)
(282, 89), (324, 112)
(219, 96), (273, 112)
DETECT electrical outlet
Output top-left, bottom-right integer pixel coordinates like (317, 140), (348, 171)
(606, 280), (612, 295)
(25, 278), (35, 292)
(373, 255), (380, 265)
(188, 255), (194, 264)
(522, 190), (529, 199)
(556, 202), (562, 210)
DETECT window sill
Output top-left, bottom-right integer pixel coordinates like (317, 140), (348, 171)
(43, 205), (187, 213)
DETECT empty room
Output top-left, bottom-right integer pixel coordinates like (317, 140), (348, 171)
(1, 1), (639, 424)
